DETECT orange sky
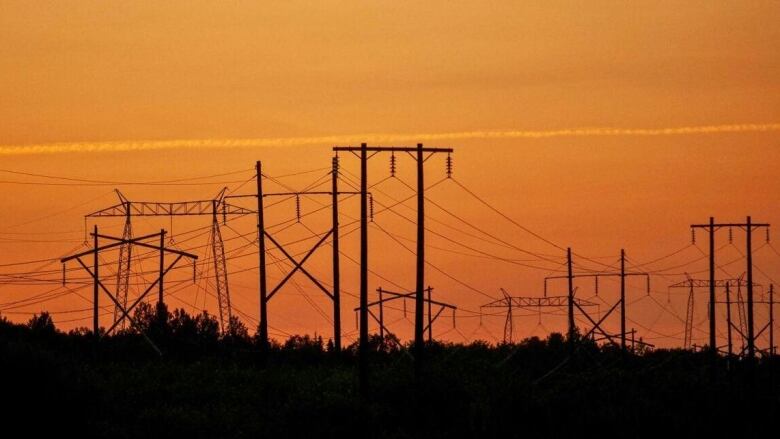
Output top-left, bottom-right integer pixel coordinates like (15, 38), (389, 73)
(1, 2), (779, 349)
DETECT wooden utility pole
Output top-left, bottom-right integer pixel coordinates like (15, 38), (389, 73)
(567, 247), (575, 346)
(416, 144), (426, 364)
(708, 217), (715, 353)
(232, 161), (359, 355)
(427, 286), (433, 343)
(331, 156), (342, 352)
(770, 284), (775, 356)
(378, 287), (384, 339)
(620, 249), (626, 351)
(62, 229), (196, 355)
(158, 228), (165, 323)
(333, 143), (453, 394)
(726, 282), (733, 357)
(747, 216), (755, 360)
(691, 217), (770, 361)
(545, 251), (649, 351)
(257, 161), (269, 353)
(93, 225), (99, 341)
(359, 143), (369, 394)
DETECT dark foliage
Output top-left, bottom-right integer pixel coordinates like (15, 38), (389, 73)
(0, 308), (777, 438)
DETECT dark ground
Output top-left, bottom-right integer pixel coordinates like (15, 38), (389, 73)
(1, 310), (777, 438)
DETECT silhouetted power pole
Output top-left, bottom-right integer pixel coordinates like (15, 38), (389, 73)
(692, 216), (770, 360)
(567, 248), (574, 346)
(739, 285), (775, 357)
(226, 158), (363, 354)
(86, 188), (253, 334)
(770, 284), (775, 356)
(546, 249), (649, 351)
(359, 287), (456, 344)
(256, 161), (268, 353)
(61, 227), (196, 354)
(333, 143), (453, 395)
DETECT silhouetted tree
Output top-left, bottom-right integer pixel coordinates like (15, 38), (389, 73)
(283, 334), (324, 355)
(194, 310), (220, 343)
(169, 307), (198, 342)
(27, 311), (56, 336)
(68, 326), (92, 337)
(132, 301), (156, 333)
(223, 315), (250, 344)
(326, 338), (335, 353)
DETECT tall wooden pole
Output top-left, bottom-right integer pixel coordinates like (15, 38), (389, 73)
(567, 247), (575, 346)
(359, 143), (369, 395)
(747, 216), (755, 360)
(770, 284), (775, 356)
(257, 161), (269, 353)
(93, 224), (99, 340)
(378, 287), (384, 339)
(709, 217), (716, 354)
(331, 156), (342, 352)
(620, 249), (626, 351)
(427, 287), (432, 343)
(159, 228), (165, 307)
(726, 282), (733, 357)
(415, 143), (426, 366)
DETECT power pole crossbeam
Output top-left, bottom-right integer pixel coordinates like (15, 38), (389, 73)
(356, 286), (456, 343)
(574, 299), (621, 346)
(264, 229), (334, 301)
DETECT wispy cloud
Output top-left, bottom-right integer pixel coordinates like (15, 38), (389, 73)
(1, 123), (778, 155)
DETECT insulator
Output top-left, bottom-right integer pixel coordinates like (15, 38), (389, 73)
(404, 300), (407, 318)
(729, 227), (733, 243)
(222, 202), (227, 225)
(595, 276), (599, 296)
(193, 262), (197, 283)
(767, 228), (770, 243)
(452, 309), (456, 328)
(446, 153), (453, 178)
(691, 229), (696, 244)
(295, 195), (301, 222)
(369, 194), (374, 222)
(390, 152), (396, 177)
(332, 155), (339, 175)
(646, 277), (651, 295)
(62, 264), (66, 285)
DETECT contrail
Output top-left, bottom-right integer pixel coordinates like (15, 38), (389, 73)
(1, 123), (778, 155)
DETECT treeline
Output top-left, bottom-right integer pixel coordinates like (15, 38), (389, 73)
(1, 303), (408, 360)
(1, 306), (778, 438)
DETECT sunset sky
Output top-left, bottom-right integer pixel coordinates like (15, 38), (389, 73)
(1, 2), (779, 349)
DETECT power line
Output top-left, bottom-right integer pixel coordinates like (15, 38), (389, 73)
(0, 167), (253, 186)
